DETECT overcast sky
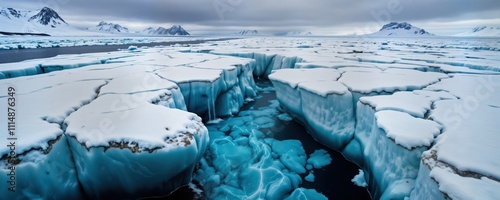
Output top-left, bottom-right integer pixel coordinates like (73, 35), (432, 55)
(2, 0), (500, 35)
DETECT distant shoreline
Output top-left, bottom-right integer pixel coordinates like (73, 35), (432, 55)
(0, 38), (236, 64)
(0, 31), (51, 36)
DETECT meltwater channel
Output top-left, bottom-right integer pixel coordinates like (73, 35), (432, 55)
(165, 80), (371, 200)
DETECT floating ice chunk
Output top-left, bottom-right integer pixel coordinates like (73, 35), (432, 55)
(305, 172), (315, 182)
(128, 45), (138, 51)
(284, 188), (327, 200)
(352, 170), (367, 187)
(307, 149), (332, 169)
(271, 140), (307, 174)
(254, 116), (275, 128)
(277, 113), (293, 121)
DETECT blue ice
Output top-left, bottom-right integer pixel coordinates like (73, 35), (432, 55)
(194, 99), (330, 199)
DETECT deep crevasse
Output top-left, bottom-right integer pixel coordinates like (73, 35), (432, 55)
(221, 49), (500, 200)
(2, 37), (499, 199)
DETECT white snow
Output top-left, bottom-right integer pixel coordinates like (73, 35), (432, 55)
(359, 92), (433, 118)
(156, 66), (222, 83)
(298, 81), (349, 97)
(429, 100), (500, 179)
(338, 69), (448, 94)
(65, 103), (205, 149)
(375, 110), (441, 149)
(425, 74), (500, 108)
(430, 167), (500, 200)
(268, 68), (341, 88)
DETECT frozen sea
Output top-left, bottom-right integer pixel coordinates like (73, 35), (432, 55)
(0, 36), (499, 200)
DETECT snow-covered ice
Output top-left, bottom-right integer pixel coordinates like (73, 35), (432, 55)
(1, 36), (499, 199)
(0, 46), (258, 199)
(375, 110), (441, 149)
(199, 37), (500, 199)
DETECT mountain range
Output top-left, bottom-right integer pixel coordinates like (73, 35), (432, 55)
(89, 21), (130, 34)
(0, 7), (76, 36)
(140, 25), (190, 36)
(0, 7), (191, 36)
(455, 26), (500, 37)
(274, 31), (313, 36)
(234, 30), (259, 35)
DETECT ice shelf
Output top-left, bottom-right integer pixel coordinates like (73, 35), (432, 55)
(1, 36), (499, 199)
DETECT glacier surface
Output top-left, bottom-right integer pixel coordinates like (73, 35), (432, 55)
(1, 36), (499, 199)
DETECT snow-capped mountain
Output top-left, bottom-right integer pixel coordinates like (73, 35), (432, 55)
(455, 26), (500, 37)
(0, 7), (75, 35)
(28, 7), (66, 27)
(140, 25), (190, 36)
(89, 21), (130, 34)
(369, 22), (434, 37)
(274, 31), (313, 36)
(234, 30), (259, 35)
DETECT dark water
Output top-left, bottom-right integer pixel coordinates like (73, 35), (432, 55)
(0, 38), (234, 64)
(249, 80), (371, 200)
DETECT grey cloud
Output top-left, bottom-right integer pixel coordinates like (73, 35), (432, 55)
(1, 0), (499, 33)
